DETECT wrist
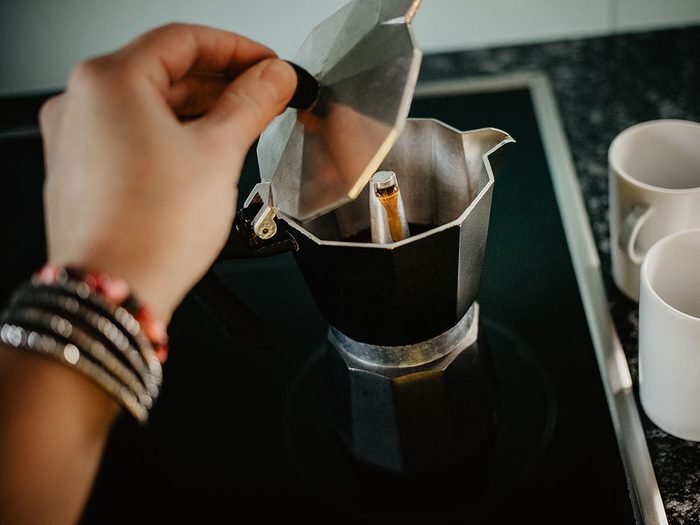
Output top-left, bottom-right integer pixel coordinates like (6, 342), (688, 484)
(49, 257), (175, 324)
(37, 264), (169, 360)
(99, 270), (175, 325)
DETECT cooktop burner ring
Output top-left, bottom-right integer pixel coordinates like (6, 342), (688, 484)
(281, 316), (557, 521)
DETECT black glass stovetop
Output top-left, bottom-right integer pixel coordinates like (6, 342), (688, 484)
(0, 86), (635, 524)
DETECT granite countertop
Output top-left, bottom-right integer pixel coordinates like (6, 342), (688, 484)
(417, 26), (699, 524)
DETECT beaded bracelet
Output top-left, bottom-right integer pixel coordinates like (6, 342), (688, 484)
(0, 264), (169, 423)
(0, 323), (148, 422)
(35, 265), (169, 365)
(10, 288), (152, 382)
(4, 306), (153, 407)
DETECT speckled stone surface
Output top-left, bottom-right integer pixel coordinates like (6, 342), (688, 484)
(417, 26), (700, 524)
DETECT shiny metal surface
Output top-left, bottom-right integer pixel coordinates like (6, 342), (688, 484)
(284, 119), (513, 345)
(328, 301), (497, 472)
(290, 119), (514, 246)
(257, 0), (423, 222)
(330, 304), (475, 368)
(243, 182), (277, 239)
(369, 171), (410, 243)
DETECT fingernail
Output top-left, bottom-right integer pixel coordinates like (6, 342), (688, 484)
(260, 59), (297, 104)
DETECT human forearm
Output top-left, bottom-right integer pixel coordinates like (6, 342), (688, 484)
(0, 345), (119, 525)
(0, 22), (296, 523)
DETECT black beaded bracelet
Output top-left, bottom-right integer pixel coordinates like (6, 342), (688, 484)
(13, 286), (162, 394)
(10, 287), (151, 381)
(0, 323), (148, 422)
(3, 306), (153, 407)
(0, 264), (169, 423)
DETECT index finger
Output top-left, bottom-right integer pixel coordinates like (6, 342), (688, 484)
(117, 23), (277, 93)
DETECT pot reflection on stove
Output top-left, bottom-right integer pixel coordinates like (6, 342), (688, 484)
(283, 318), (556, 520)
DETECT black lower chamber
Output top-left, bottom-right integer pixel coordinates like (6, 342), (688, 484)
(290, 222), (469, 345)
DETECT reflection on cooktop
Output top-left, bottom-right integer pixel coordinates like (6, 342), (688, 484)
(283, 318), (556, 522)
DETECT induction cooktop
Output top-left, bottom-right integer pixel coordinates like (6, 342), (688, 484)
(0, 74), (655, 524)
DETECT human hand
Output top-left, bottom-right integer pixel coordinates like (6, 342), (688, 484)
(39, 23), (297, 322)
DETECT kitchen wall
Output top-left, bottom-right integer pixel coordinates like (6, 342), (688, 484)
(1, 0), (699, 96)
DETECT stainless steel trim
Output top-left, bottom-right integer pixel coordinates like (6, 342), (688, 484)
(0, 127), (40, 141)
(369, 170), (410, 243)
(415, 72), (667, 525)
(329, 304), (477, 368)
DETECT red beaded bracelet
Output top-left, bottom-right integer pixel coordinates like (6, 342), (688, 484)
(34, 264), (169, 364)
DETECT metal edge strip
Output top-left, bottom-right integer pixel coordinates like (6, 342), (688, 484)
(415, 72), (667, 525)
(0, 127), (40, 141)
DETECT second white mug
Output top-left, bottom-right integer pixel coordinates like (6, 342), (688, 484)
(609, 119), (700, 301)
(639, 228), (700, 442)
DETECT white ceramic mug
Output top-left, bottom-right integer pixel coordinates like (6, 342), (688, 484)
(639, 228), (700, 441)
(609, 119), (700, 301)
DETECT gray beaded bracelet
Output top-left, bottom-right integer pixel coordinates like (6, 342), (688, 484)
(0, 323), (148, 422)
(4, 306), (154, 408)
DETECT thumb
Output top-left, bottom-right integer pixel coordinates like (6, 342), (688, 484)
(199, 58), (296, 148)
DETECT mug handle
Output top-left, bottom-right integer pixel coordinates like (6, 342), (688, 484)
(618, 204), (653, 264)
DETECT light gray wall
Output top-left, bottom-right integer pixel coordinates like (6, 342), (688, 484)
(1, 0), (699, 96)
